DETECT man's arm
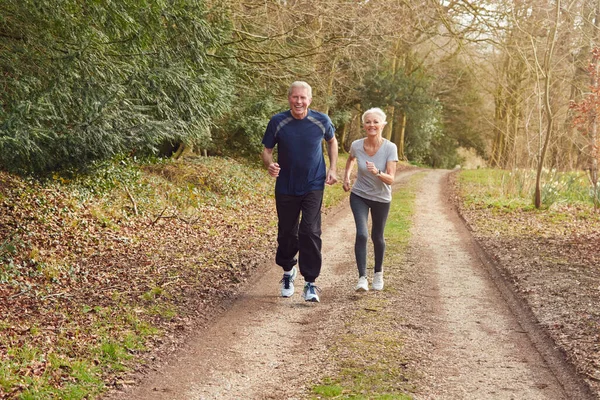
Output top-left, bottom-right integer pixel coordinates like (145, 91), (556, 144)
(262, 147), (280, 177)
(325, 136), (338, 185)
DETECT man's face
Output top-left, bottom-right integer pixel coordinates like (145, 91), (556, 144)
(288, 87), (312, 119)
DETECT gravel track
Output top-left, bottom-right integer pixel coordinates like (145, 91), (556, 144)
(105, 169), (592, 400)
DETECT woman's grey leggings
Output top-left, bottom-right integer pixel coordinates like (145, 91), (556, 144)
(349, 192), (391, 277)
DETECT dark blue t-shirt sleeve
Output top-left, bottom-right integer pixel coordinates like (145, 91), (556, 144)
(324, 116), (335, 141)
(262, 118), (277, 149)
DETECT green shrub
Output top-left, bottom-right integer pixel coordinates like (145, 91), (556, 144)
(0, 0), (234, 175)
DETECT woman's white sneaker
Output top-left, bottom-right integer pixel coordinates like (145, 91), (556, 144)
(355, 276), (369, 292)
(372, 272), (384, 291)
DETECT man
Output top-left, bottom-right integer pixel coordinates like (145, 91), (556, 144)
(261, 81), (338, 302)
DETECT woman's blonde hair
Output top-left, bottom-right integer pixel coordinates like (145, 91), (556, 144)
(361, 107), (387, 124)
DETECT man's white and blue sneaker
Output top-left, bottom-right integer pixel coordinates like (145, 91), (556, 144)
(280, 267), (297, 297)
(303, 282), (320, 302)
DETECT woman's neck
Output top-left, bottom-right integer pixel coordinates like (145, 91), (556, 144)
(365, 135), (382, 145)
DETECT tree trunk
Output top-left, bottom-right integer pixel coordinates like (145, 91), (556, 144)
(386, 40), (403, 143)
(339, 122), (349, 153)
(590, 0), (600, 210)
(395, 111), (407, 160)
(324, 56), (337, 116)
(491, 90), (506, 168)
(589, 54), (599, 210)
(535, 0), (561, 209)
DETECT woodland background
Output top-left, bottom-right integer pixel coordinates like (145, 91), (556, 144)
(3, 0), (600, 188)
(2, 0), (600, 399)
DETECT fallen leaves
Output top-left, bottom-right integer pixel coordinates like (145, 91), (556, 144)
(452, 172), (600, 396)
(0, 158), (278, 398)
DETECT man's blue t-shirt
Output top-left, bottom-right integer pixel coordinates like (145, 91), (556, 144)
(262, 109), (335, 196)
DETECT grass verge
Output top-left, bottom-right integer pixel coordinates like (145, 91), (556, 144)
(458, 168), (595, 210)
(456, 168), (600, 238)
(310, 172), (424, 400)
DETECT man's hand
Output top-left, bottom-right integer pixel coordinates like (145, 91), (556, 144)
(262, 147), (280, 177)
(268, 162), (281, 178)
(325, 169), (338, 185)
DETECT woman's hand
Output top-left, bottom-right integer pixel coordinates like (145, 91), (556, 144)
(366, 161), (378, 175)
(343, 180), (351, 192)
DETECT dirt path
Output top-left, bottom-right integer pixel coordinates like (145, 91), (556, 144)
(106, 169), (590, 400)
(405, 170), (590, 399)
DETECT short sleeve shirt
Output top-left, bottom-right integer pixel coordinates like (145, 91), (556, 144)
(262, 109), (335, 196)
(350, 138), (399, 203)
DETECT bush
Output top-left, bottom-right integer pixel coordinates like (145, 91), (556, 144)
(0, 0), (234, 175)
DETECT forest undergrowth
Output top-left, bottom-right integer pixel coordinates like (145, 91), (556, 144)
(452, 170), (600, 397)
(1, 160), (599, 399)
(0, 156), (284, 399)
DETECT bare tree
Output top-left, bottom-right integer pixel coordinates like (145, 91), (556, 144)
(533, 0), (562, 208)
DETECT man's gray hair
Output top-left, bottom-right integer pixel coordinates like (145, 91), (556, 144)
(288, 81), (312, 98)
(362, 107), (387, 124)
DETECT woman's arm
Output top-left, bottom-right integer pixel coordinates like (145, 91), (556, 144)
(343, 155), (356, 192)
(375, 160), (397, 185)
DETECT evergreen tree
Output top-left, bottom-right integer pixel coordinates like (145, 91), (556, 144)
(0, 0), (233, 175)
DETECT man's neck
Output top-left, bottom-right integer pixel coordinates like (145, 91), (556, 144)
(291, 109), (308, 119)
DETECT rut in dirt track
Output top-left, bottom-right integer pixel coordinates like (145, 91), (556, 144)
(407, 169), (592, 399)
(105, 169), (592, 400)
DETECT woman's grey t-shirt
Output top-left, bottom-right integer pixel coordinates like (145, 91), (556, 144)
(350, 138), (399, 203)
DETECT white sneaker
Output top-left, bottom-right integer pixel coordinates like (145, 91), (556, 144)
(355, 276), (369, 292)
(372, 272), (384, 291)
(303, 282), (320, 302)
(280, 267), (297, 297)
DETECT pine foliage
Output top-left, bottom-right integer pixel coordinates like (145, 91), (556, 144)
(0, 0), (233, 174)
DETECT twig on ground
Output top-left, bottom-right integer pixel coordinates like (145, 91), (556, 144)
(40, 292), (71, 300)
(151, 207), (200, 225)
(124, 186), (139, 215)
(152, 206), (169, 226)
(9, 288), (30, 299)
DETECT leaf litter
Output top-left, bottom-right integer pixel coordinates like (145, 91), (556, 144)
(0, 158), (277, 398)
(1, 164), (600, 398)
(451, 173), (600, 394)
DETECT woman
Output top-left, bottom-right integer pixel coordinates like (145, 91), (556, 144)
(343, 107), (398, 291)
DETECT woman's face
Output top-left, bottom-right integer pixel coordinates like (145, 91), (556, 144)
(363, 113), (385, 137)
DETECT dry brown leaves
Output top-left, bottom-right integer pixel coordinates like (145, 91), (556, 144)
(0, 162), (278, 397)
(450, 173), (600, 396)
